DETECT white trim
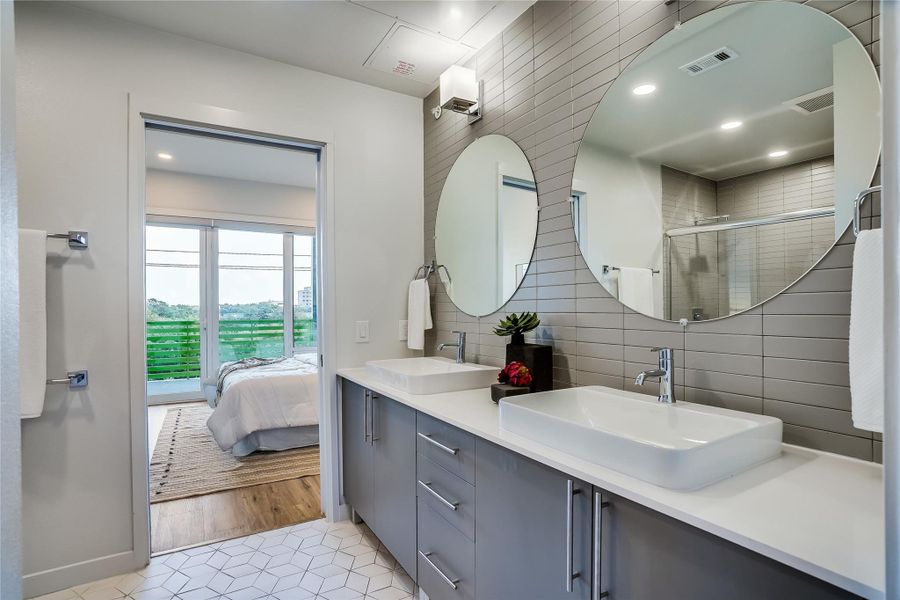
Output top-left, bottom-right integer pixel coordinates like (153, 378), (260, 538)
(23, 550), (138, 599)
(147, 206), (316, 230)
(127, 95), (340, 580)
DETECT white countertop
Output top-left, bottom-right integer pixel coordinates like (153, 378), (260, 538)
(338, 367), (885, 599)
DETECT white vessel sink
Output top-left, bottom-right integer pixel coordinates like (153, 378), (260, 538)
(500, 386), (782, 490)
(366, 357), (498, 395)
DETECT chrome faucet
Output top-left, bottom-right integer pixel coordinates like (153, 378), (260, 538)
(634, 347), (675, 404)
(438, 331), (467, 364)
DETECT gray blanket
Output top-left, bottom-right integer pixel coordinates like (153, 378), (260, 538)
(216, 356), (287, 398)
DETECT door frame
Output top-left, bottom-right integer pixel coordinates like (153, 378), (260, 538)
(127, 94), (340, 568)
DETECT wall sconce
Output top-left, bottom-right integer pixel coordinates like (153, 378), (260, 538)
(432, 65), (483, 125)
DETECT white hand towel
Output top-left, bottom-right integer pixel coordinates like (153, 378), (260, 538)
(850, 229), (884, 433)
(407, 279), (433, 351)
(618, 267), (654, 316)
(19, 229), (47, 419)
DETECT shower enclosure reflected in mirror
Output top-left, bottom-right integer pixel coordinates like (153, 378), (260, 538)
(571, 1), (881, 322)
(435, 134), (538, 316)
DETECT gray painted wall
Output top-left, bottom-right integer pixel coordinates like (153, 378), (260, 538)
(424, 0), (882, 461)
(0, 1), (22, 597)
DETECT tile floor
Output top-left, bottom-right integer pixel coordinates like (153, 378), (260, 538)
(33, 519), (418, 600)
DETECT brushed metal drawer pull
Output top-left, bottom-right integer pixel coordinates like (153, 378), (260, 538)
(566, 479), (582, 593)
(418, 480), (460, 511)
(593, 491), (610, 600)
(419, 551), (459, 590)
(417, 432), (459, 455)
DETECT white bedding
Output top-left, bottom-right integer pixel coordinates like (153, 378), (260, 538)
(207, 354), (320, 452)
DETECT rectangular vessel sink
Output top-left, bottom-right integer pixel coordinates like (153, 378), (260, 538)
(366, 357), (498, 395)
(500, 386), (782, 490)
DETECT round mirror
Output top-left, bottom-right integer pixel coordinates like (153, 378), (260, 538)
(435, 135), (538, 316)
(571, 1), (880, 322)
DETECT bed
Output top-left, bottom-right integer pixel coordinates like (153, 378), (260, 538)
(206, 353), (320, 457)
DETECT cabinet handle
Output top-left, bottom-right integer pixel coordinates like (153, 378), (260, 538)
(363, 390), (370, 444)
(418, 480), (460, 511)
(417, 432), (459, 455)
(370, 393), (379, 444)
(419, 551), (459, 590)
(593, 491), (610, 600)
(566, 479), (582, 593)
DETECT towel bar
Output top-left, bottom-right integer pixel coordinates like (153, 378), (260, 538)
(47, 231), (88, 250)
(853, 186), (882, 237)
(46, 370), (89, 389)
(602, 265), (660, 275)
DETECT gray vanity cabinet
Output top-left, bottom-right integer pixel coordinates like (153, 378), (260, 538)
(600, 491), (859, 600)
(474, 438), (593, 600)
(341, 380), (374, 525)
(372, 390), (417, 578)
(340, 380), (417, 578)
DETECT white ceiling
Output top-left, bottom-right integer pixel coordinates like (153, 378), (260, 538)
(580, 2), (869, 181)
(146, 128), (319, 188)
(68, 0), (534, 98)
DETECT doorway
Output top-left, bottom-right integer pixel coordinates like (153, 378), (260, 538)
(141, 123), (326, 554)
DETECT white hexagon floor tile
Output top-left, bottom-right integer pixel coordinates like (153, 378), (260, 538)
(29, 519), (420, 600)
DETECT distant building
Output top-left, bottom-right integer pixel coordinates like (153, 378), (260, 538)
(297, 286), (313, 312)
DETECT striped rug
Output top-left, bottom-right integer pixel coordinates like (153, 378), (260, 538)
(149, 404), (319, 503)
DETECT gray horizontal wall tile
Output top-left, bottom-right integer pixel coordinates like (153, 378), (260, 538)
(423, 0), (878, 460)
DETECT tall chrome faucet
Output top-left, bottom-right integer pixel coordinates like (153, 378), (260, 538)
(439, 331), (467, 364)
(634, 347), (675, 404)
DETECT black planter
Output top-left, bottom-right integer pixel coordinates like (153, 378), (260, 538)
(505, 341), (552, 393)
(510, 332), (526, 345)
(490, 383), (530, 403)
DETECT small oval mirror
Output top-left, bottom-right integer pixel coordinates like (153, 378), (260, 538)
(435, 135), (538, 316)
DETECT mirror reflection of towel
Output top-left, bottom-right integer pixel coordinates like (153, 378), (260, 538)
(618, 267), (654, 316)
(407, 279), (433, 351)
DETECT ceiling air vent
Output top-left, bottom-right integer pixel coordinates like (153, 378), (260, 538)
(785, 87), (834, 114)
(678, 46), (738, 76)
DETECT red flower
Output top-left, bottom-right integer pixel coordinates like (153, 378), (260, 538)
(498, 361), (533, 387)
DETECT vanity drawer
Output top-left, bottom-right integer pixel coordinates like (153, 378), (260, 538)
(417, 453), (475, 541)
(417, 497), (475, 600)
(416, 412), (476, 485)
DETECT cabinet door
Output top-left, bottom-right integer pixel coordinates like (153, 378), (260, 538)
(475, 438), (591, 600)
(602, 491), (858, 600)
(341, 379), (374, 525)
(373, 392), (418, 578)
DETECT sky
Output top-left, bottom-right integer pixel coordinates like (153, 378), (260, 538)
(146, 225), (312, 306)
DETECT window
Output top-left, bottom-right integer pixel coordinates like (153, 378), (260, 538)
(145, 224), (317, 401)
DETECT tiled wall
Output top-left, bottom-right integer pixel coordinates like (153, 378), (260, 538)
(423, 0), (882, 461)
(716, 157), (836, 314)
(661, 166), (720, 320)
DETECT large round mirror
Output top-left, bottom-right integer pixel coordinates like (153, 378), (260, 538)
(571, 1), (880, 322)
(435, 135), (538, 316)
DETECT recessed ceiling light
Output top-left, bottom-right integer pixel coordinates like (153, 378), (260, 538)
(157, 152), (173, 160)
(720, 120), (743, 130)
(632, 84), (656, 96)
(449, 7), (462, 19)
(768, 150), (788, 158)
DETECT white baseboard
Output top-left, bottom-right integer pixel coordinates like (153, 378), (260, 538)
(23, 550), (143, 599)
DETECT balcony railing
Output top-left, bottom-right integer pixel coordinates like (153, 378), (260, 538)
(147, 318), (316, 381)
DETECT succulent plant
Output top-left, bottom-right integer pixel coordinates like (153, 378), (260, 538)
(493, 312), (540, 341)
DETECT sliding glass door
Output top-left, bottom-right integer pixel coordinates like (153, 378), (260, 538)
(146, 223), (317, 403)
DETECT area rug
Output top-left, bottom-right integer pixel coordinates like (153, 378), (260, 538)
(149, 404), (320, 503)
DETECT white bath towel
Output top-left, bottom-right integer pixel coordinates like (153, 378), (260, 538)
(618, 267), (654, 316)
(407, 279), (433, 351)
(849, 229), (884, 433)
(19, 229), (47, 419)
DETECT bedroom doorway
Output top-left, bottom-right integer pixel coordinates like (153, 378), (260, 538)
(142, 124), (325, 555)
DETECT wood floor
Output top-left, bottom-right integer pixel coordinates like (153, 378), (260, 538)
(150, 474), (323, 554)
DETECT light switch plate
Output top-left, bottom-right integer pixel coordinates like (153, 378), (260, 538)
(398, 320), (408, 341)
(355, 320), (370, 343)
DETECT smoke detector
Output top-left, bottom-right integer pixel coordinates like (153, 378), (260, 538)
(785, 87), (835, 114)
(679, 47), (739, 76)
